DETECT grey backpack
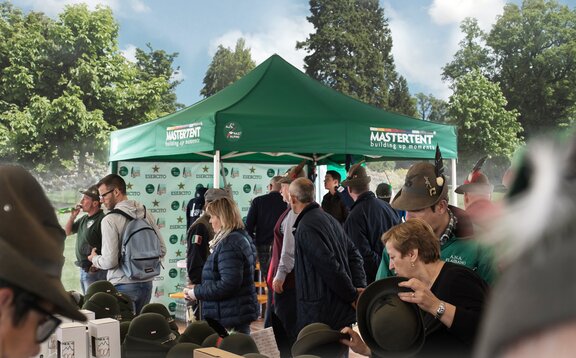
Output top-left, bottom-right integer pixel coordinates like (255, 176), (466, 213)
(110, 207), (162, 280)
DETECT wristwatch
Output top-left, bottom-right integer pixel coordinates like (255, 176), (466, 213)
(435, 301), (446, 320)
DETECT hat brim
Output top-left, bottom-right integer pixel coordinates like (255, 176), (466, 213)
(454, 183), (493, 194)
(356, 277), (424, 357)
(341, 176), (371, 187)
(0, 239), (86, 321)
(291, 330), (347, 357)
(79, 190), (99, 201)
(391, 180), (448, 211)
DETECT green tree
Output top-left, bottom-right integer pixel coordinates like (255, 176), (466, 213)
(297, 0), (407, 110)
(0, 3), (179, 171)
(200, 38), (255, 98)
(388, 75), (417, 116)
(442, 17), (493, 87)
(415, 93), (449, 122)
(487, 0), (576, 135)
(135, 44), (184, 114)
(448, 70), (523, 159)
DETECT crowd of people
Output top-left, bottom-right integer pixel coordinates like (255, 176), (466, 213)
(1, 134), (574, 357)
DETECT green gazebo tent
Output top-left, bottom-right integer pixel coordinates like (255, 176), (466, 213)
(109, 54), (458, 197)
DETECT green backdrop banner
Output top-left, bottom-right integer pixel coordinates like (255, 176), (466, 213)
(117, 161), (292, 314)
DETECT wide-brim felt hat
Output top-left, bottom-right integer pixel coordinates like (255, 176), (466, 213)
(82, 292), (122, 320)
(179, 320), (216, 345)
(392, 162), (448, 211)
(291, 323), (348, 357)
(0, 165), (85, 321)
(279, 160), (307, 184)
(166, 342), (202, 358)
(357, 277), (424, 357)
(455, 172), (493, 194)
(141, 303), (179, 333)
(341, 163), (371, 187)
(126, 312), (178, 344)
(85, 280), (118, 301)
(218, 333), (260, 355)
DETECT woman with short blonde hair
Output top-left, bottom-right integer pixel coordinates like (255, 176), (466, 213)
(184, 195), (258, 334)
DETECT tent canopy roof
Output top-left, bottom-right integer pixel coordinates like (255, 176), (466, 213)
(109, 54), (457, 164)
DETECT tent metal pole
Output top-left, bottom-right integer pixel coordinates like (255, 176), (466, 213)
(214, 150), (221, 188)
(450, 158), (457, 207)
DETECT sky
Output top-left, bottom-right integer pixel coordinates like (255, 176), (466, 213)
(10, 0), (576, 108)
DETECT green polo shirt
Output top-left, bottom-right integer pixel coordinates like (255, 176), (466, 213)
(376, 235), (497, 285)
(72, 210), (104, 267)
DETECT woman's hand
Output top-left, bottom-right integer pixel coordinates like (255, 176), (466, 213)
(398, 278), (455, 328)
(340, 327), (371, 357)
(184, 285), (196, 301)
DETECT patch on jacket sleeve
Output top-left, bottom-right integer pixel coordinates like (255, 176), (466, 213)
(191, 235), (203, 245)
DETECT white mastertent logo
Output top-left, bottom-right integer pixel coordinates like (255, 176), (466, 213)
(165, 122), (203, 147)
(370, 127), (436, 151)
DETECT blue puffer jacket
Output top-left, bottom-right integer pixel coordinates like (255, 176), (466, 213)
(193, 229), (258, 329)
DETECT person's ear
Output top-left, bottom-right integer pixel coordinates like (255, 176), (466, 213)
(408, 248), (419, 263)
(0, 288), (14, 309)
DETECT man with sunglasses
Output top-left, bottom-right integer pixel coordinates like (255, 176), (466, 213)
(89, 174), (166, 314)
(0, 165), (86, 357)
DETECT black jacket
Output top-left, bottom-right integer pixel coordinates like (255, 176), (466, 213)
(194, 229), (258, 329)
(245, 191), (286, 246)
(321, 192), (349, 223)
(294, 203), (366, 332)
(343, 191), (400, 284)
(186, 214), (214, 284)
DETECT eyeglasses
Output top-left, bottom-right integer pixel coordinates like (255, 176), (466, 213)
(28, 302), (62, 343)
(99, 189), (114, 200)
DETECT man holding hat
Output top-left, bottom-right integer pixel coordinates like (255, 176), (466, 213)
(375, 155), (497, 285)
(89, 174), (166, 314)
(342, 163), (400, 284)
(0, 165), (86, 357)
(289, 177), (366, 333)
(65, 184), (107, 293)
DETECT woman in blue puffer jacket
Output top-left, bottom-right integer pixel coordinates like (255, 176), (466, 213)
(185, 196), (258, 334)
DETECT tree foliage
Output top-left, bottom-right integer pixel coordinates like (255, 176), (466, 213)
(448, 70), (523, 158)
(297, 0), (414, 115)
(0, 3), (181, 171)
(200, 38), (255, 98)
(444, 1), (576, 137)
(487, 0), (576, 135)
(415, 93), (449, 122)
(442, 18), (493, 87)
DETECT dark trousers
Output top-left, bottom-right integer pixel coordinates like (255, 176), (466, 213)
(272, 288), (297, 357)
(256, 244), (272, 327)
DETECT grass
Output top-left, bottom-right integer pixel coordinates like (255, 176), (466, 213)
(50, 190), (82, 293)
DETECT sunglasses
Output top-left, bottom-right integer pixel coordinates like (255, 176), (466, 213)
(28, 302), (62, 343)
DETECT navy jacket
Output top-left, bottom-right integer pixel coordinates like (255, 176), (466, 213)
(245, 191), (286, 246)
(294, 203), (366, 332)
(194, 229), (258, 329)
(343, 191), (400, 284)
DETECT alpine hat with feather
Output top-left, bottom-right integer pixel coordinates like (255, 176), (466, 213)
(392, 145), (448, 211)
(455, 156), (493, 194)
(341, 161), (371, 187)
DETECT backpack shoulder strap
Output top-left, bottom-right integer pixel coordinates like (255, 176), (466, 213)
(107, 208), (134, 221)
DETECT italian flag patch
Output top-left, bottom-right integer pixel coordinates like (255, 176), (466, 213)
(191, 235), (202, 245)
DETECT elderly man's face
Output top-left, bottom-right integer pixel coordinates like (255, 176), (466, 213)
(280, 183), (291, 203)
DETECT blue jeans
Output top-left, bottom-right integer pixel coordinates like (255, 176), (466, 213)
(115, 281), (153, 315)
(80, 268), (108, 294)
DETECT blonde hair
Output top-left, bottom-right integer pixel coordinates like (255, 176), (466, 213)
(382, 218), (440, 264)
(205, 197), (244, 231)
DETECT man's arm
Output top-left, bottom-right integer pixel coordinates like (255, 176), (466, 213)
(273, 211), (297, 292)
(245, 198), (258, 241)
(90, 216), (122, 270)
(64, 207), (81, 236)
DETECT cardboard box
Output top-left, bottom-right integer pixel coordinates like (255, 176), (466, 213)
(88, 318), (121, 358)
(56, 322), (87, 358)
(79, 309), (95, 321)
(194, 347), (242, 358)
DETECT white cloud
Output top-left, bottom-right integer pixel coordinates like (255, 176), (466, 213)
(429, 0), (506, 30)
(387, 6), (453, 99)
(14, 0), (120, 17)
(128, 0), (150, 13)
(208, 15), (313, 71)
(121, 44), (138, 63)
